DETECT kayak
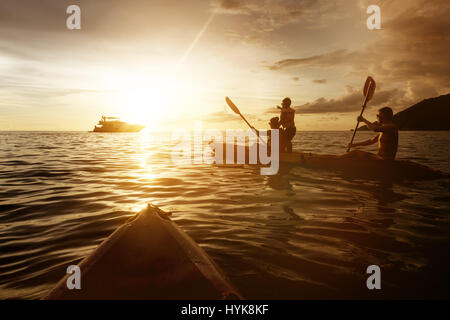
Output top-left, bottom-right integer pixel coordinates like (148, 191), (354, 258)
(213, 143), (449, 181)
(43, 204), (242, 300)
(280, 152), (449, 181)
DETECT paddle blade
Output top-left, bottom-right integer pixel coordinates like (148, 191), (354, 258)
(225, 97), (241, 115)
(363, 76), (376, 101)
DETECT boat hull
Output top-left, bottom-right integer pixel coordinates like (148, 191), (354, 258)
(43, 205), (242, 300)
(213, 143), (449, 181)
(93, 124), (144, 132)
(280, 152), (448, 181)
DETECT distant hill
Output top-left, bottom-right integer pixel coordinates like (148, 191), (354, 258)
(358, 93), (450, 131)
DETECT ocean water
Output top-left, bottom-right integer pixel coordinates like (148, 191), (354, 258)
(0, 130), (449, 299)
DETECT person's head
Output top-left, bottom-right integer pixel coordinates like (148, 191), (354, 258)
(377, 107), (394, 123)
(269, 117), (280, 129)
(282, 97), (291, 108)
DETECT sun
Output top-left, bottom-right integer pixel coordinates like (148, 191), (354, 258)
(120, 85), (165, 125)
(103, 71), (188, 130)
(117, 76), (169, 127)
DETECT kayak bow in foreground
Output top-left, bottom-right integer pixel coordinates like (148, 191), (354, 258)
(44, 204), (242, 300)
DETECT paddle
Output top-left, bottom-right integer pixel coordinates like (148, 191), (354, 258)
(225, 97), (267, 146)
(225, 97), (257, 130)
(346, 76), (376, 152)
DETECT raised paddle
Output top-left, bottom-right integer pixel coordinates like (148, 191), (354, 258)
(347, 76), (376, 152)
(225, 97), (269, 147)
(225, 97), (256, 130)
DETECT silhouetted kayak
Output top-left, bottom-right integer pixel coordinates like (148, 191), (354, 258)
(214, 143), (449, 181)
(280, 152), (448, 180)
(43, 205), (242, 300)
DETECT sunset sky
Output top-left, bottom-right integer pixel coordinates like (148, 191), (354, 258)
(0, 0), (448, 131)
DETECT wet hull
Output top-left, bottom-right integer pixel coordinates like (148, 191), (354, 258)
(213, 143), (449, 181)
(43, 205), (242, 300)
(280, 152), (448, 181)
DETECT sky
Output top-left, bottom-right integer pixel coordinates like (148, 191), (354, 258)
(0, 0), (449, 131)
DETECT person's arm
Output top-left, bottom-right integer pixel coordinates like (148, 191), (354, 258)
(279, 108), (286, 128)
(348, 135), (378, 148)
(357, 116), (380, 131)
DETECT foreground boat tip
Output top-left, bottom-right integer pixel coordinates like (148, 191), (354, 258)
(43, 205), (242, 300)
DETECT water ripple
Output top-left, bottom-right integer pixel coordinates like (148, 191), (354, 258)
(0, 131), (449, 299)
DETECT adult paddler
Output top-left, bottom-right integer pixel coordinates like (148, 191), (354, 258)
(277, 97), (296, 153)
(345, 107), (398, 160)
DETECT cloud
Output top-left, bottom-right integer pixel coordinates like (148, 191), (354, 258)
(267, 0), (450, 105)
(265, 87), (408, 114)
(316, 116), (338, 121)
(268, 49), (352, 70)
(0, 0), (216, 116)
(202, 110), (257, 123)
(218, 0), (242, 11)
(0, 1), (210, 53)
(213, 0), (321, 22)
(212, 0), (341, 39)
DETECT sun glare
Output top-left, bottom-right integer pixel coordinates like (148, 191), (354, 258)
(102, 71), (190, 130)
(119, 76), (171, 126)
(120, 86), (165, 125)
